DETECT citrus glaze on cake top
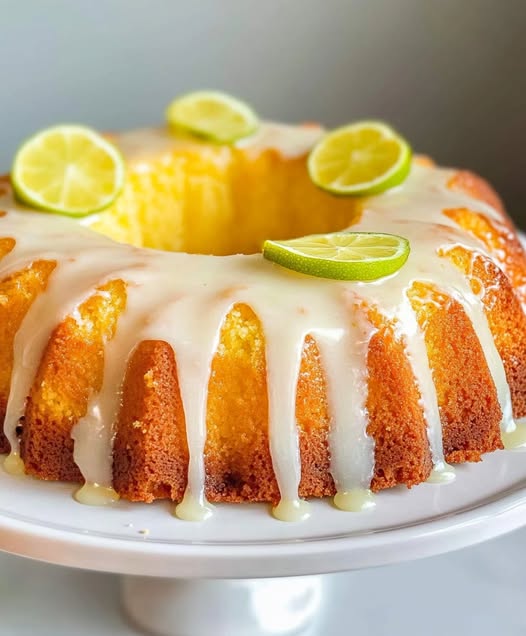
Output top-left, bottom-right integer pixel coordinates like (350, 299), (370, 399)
(1, 122), (526, 521)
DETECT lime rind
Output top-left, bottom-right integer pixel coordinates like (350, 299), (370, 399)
(263, 232), (410, 281)
(12, 124), (125, 217)
(307, 120), (412, 197)
(165, 90), (260, 144)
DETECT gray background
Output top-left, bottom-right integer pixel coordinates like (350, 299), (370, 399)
(1, 0), (525, 222)
(0, 2), (526, 634)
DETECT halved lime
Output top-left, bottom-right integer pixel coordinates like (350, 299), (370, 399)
(263, 232), (410, 281)
(308, 121), (412, 196)
(12, 125), (125, 217)
(165, 91), (259, 143)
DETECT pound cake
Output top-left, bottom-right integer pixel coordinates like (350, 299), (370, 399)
(1, 95), (526, 522)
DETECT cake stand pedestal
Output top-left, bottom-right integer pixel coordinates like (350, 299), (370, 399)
(1, 447), (526, 636)
(122, 574), (324, 636)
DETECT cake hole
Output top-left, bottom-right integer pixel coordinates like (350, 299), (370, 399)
(87, 148), (362, 256)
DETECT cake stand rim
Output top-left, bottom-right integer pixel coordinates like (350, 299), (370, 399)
(1, 230), (525, 578)
(0, 480), (525, 579)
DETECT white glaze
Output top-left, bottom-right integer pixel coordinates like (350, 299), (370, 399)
(0, 127), (522, 521)
(318, 299), (376, 508)
(112, 122), (323, 164)
(333, 489), (376, 512)
(502, 417), (526, 450)
(74, 483), (120, 506)
(3, 452), (25, 476)
(235, 121), (323, 158)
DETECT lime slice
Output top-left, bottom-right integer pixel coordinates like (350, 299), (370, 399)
(263, 232), (410, 281)
(165, 91), (259, 143)
(12, 125), (125, 217)
(308, 121), (412, 196)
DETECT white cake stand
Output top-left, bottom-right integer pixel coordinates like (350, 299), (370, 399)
(0, 447), (526, 636)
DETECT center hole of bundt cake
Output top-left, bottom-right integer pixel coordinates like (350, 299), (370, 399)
(87, 148), (361, 255)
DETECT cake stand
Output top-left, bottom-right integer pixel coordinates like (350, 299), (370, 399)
(0, 446), (526, 636)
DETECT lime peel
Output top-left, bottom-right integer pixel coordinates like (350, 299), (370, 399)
(165, 90), (259, 144)
(308, 121), (412, 196)
(263, 232), (410, 281)
(12, 124), (125, 217)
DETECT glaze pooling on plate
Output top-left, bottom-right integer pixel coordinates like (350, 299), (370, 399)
(0, 123), (524, 522)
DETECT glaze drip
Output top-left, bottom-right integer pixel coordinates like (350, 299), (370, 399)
(319, 299), (376, 508)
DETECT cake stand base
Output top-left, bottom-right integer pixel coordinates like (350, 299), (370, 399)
(122, 574), (325, 636)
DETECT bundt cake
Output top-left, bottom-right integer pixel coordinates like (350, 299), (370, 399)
(1, 119), (526, 522)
